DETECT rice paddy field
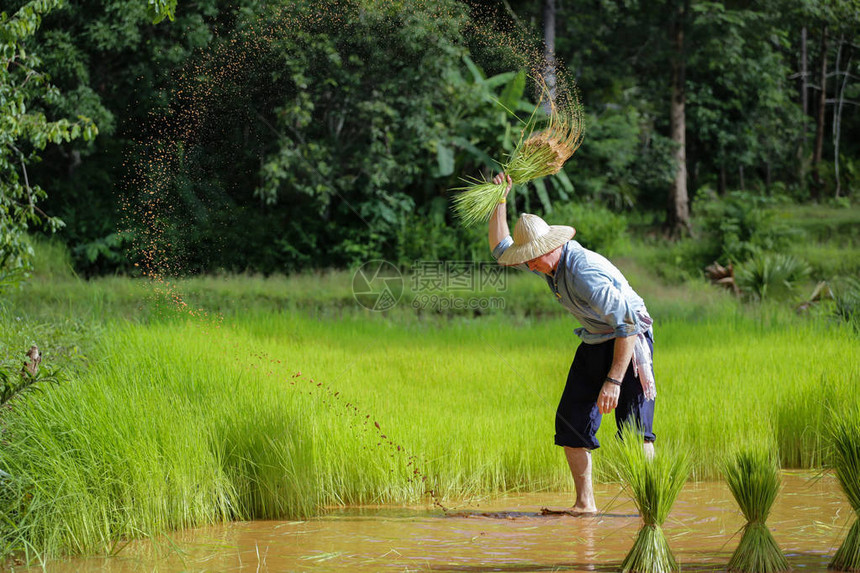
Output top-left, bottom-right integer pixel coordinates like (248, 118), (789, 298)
(0, 239), (858, 564)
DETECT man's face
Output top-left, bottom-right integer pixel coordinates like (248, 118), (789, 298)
(526, 251), (556, 274)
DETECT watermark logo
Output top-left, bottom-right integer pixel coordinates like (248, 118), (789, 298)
(352, 260), (507, 312)
(411, 294), (506, 312)
(352, 260), (404, 311)
(411, 261), (507, 293)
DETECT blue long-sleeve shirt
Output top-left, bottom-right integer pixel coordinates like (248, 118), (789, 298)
(493, 236), (650, 344)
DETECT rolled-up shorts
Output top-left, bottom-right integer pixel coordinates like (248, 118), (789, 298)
(554, 332), (656, 449)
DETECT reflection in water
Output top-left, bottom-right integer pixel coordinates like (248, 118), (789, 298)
(28, 473), (848, 572)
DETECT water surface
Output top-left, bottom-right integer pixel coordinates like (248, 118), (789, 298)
(30, 472), (849, 572)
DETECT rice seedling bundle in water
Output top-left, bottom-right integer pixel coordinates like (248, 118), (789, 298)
(608, 426), (689, 573)
(723, 450), (789, 573)
(830, 411), (860, 571)
(452, 79), (585, 227)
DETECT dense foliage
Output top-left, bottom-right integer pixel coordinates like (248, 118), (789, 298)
(0, 0), (857, 278)
(138, 1), (536, 272)
(0, 0), (97, 286)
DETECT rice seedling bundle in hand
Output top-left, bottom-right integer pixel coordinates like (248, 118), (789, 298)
(608, 425), (690, 573)
(830, 410), (860, 571)
(452, 80), (585, 227)
(723, 450), (789, 573)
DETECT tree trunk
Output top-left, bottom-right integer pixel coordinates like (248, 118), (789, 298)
(765, 161), (772, 194)
(543, 0), (557, 106)
(719, 164), (727, 196)
(811, 24), (828, 200)
(666, 0), (691, 236)
(796, 25), (809, 185)
(689, 155), (699, 201)
(801, 26), (809, 121)
(834, 40), (851, 198)
(739, 165), (745, 192)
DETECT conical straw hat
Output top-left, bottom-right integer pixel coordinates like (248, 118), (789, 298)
(498, 214), (575, 266)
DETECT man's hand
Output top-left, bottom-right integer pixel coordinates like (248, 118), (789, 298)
(598, 381), (620, 414)
(492, 173), (513, 199)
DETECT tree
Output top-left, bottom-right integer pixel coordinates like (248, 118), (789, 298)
(0, 0), (97, 286)
(0, 0), (179, 284)
(551, 0), (693, 231)
(31, 0), (232, 274)
(774, 0), (859, 199)
(666, 0), (691, 236)
(811, 22), (828, 198)
(686, 4), (804, 197)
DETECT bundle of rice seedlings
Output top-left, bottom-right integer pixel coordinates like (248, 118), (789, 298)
(452, 78), (585, 227)
(723, 449), (789, 573)
(830, 410), (860, 571)
(607, 425), (689, 573)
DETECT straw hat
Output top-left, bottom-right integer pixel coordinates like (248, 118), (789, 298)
(498, 213), (575, 266)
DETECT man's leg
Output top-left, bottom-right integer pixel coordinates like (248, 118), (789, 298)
(555, 340), (612, 514)
(564, 446), (597, 514)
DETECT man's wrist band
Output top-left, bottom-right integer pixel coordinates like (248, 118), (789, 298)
(605, 376), (622, 386)
(499, 199), (506, 204)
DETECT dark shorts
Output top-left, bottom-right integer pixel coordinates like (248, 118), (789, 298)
(554, 333), (656, 450)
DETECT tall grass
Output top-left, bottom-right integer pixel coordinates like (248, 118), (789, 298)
(0, 324), (326, 558)
(0, 304), (855, 560)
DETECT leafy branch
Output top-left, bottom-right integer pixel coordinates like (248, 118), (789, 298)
(1, 0), (99, 288)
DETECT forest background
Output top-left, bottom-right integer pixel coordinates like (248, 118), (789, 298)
(1, 0), (859, 285)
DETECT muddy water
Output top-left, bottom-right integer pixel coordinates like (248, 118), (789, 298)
(31, 472), (851, 572)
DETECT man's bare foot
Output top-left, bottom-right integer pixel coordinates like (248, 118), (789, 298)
(539, 506), (599, 517)
(569, 504), (598, 516)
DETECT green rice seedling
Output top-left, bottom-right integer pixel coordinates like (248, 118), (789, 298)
(723, 449), (789, 573)
(452, 78), (585, 226)
(829, 409), (860, 571)
(451, 179), (512, 228)
(607, 425), (689, 573)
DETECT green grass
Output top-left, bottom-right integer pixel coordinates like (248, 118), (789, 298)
(773, 203), (860, 247)
(776, 202), (860, 279)
(789, 243), (860, 279)
(0, 237), (857, 561)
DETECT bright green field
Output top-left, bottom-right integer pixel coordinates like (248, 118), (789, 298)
(0, 241), (857, 559)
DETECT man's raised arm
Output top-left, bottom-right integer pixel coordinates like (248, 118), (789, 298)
(488, 173), (512, 252)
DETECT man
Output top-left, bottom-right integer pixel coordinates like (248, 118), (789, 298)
(489, 173), (656, 515)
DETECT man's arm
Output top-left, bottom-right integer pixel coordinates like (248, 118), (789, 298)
(597, 334), (636, 414)
(488, 173), (512, 251)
